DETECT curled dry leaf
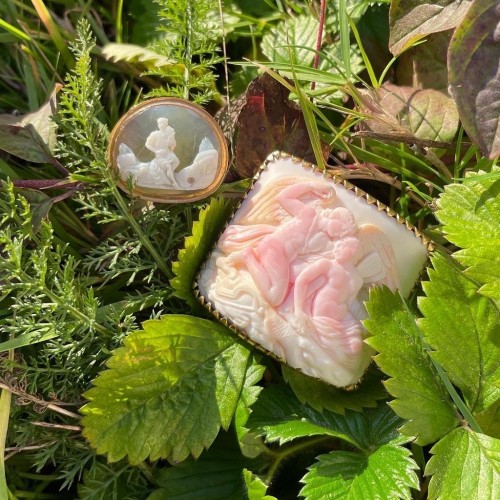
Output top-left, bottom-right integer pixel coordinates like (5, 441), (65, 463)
(0, 84), (61, 163)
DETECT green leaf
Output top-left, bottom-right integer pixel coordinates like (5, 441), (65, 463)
(436, 168), (500, 300)
(243, 469), (277, 500)
(425, 427), (500, 500)
(365, 287), (459, 444)
(81, 315), (254, 464)
(389, 0), (472, 55)
(148, 432), (261, 500)
(77, 461), (150, 500)
(261, 15), (319, 65)
(171, 197), (236, 310)
(234, 361), (267, 459)
(282, 365), (387, 414)
(418, 253), (500, 413)
(475, 402), (500, 439)
(101, 43), (175, 68)
(300, 444), (419, 500)
(0, 330), (57, 353)
(448, 0), (500, 158)
(247, 384), (406, 450)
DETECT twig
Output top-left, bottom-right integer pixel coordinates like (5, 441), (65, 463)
(4, 441), (58, 461)
(0, 382), (81, 420)
(31, 421), (81, 432)
(311, 0), (327, 91)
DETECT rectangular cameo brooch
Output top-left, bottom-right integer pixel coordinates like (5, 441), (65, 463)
(196, 152), (431, 387)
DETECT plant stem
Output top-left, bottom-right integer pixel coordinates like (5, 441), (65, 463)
(310, 0), (326, 91)
(265, 436), (330, 484)
(430, 358), (482, 433)
(183, 0), (193, 100)
(0, 389), (11, 499)
(111, 184), (173, 279)
(0, 351), (13, 499)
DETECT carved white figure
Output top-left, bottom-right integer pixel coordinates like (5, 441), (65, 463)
(116, 117), (219, 190)
(198, 157), (428, 387)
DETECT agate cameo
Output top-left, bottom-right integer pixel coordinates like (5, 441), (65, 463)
(108, 97), (228, 203)
(196, 153), (431, 387)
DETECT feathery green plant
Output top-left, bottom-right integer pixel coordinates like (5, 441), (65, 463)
(146, 0), (224, 104)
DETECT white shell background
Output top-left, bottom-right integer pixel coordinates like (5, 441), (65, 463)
(110, 103), (221, 173)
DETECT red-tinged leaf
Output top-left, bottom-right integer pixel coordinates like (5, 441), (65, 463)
(232, 73), (329, 178)
(448, 0), (500, 158)
(361, 83), (459, 143)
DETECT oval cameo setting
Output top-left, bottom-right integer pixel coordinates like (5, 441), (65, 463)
(108, 97), (228, 203)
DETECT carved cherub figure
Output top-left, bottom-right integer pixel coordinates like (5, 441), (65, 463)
(117, 117), (180, 188)
(221, 180), (336, 306)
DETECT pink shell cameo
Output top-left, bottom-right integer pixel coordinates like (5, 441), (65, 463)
(197, 153), (430, 387)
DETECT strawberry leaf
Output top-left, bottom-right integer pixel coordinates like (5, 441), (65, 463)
(148, 433), (262, 500)
(171, 197), (236, 310)
(425, 428), (500, 500)
(282, 365), (387, 414)
(436, 168), (500, 300)
(261, 15), (319, 66)
(300, 443), (419, 500)
(365, 287), (459, 445)
(247, 384), (406, 449)
(243, 469), (277, 500)
(81, 315), (259, 464)
(419, 253), (500, 413)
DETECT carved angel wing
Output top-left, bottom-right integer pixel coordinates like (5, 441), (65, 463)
(234, 176), (313, 226)
(355, 224), (400, 291)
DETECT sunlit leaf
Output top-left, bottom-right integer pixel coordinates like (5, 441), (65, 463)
(300, 443), (419, 500)
(261, 15), (319, 66)
(389, 0), (472, 55)
(448, 0), (500, 158)
(243, 469), (277, 500)
(101, 43), (176, 68)
(234, 362), (267, 459)
(365, 287), (459, 445)
(418, 253), (500, 413)
(171, 197), (236, 310)
(436, 167), (500, 300)
(81, 315), (254, 464)
(425, 427), (500, 500)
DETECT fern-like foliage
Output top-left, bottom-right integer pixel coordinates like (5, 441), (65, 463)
(147, 0), (223, 104)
